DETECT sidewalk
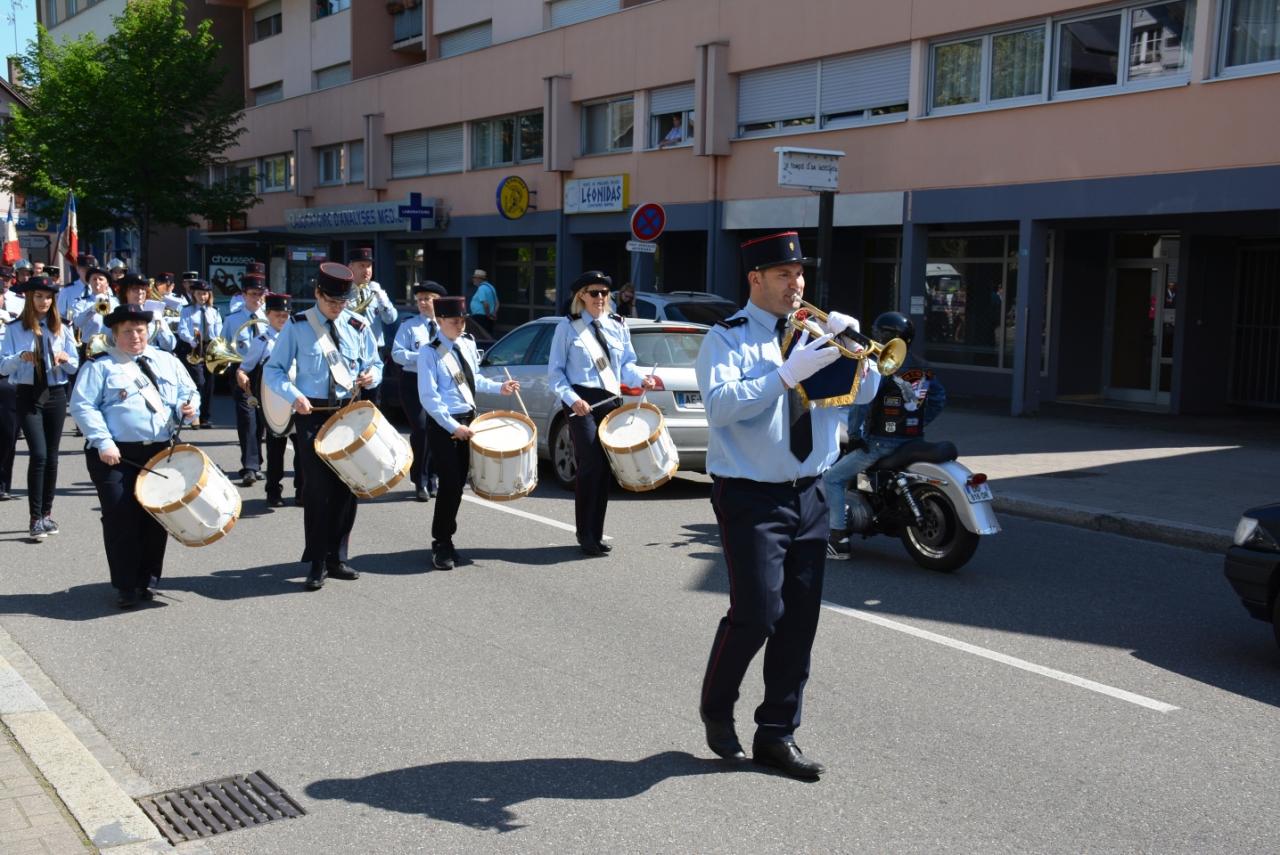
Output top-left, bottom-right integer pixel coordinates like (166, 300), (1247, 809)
(0, 722), (91, 854)
(939, 401), (1280, 552)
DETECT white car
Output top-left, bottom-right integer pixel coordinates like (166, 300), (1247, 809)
(475, 317), (710, 489)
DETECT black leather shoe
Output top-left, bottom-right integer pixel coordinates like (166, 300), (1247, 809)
(116, 589), (139, 609)
(752, 739), (825, 780)
(136, 588), (155, 602)
(253, 471), (265, 481)
(579, 542), (606, 557)
(267, 495), (285, 508)
(700, 712), (746, 760)
(304, 563), (326, 591)
(431, 546), (454, 571)
(326, 561), (360, 580)
(428, 477), (438, 498)
(415, 486), (430, 502)
(240, 472), (256, 487)
(597, 541), (613, 553)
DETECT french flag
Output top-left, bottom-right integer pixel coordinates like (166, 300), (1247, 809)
(1, 200), (18, 266)
(54, 192), (77, 266)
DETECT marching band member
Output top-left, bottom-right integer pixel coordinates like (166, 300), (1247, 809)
(264, 263), (382, 591)
(0, 276), (79, 541)
(417, 296), (518, 570)
(0, 268), (22, 502)
(12, 259), (32, 289)
(225, 276), (268, 486)
(106, 257), (127, 286)
(226, 262), (265, 315)
(115, 274), (176, 353)
(56, 254), (98, 319)
(345, 247), (396, 406)
(69, 303), (199, 609)
(695, 231), (867, 781)
(236, 291), (300, 508)
(177, 279), (220, 429)
(547, 271), (655, 557)
(391, 280), (445, 502)
(152, 272), (186, 337)
(71, 267), (118, 350)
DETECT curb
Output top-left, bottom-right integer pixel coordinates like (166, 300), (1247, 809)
(0, 649), (173, 852)
(993, 493), (1233, 553)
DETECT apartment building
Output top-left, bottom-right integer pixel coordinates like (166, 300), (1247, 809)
(195, 0), (1280, 414)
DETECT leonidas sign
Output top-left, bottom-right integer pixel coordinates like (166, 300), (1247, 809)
(564, 175), (629, 214)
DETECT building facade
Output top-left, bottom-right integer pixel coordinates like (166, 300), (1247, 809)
(197, 0), (1274, 413)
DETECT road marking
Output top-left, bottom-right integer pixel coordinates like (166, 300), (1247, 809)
(822, 601), (1178, 713)
(462, 494), (611, 539)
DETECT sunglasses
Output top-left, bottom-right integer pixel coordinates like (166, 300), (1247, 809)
(585, 289), (610, 298)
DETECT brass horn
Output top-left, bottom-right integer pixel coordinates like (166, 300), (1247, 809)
(85, 333), (109, 358)
(786, 301), (908, 375)
(199, 337), (244, 375)
(93, 294), (113, 315)
(351, 284), (374, 317)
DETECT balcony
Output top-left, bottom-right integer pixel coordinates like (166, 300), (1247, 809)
(391, 5), (424, 49)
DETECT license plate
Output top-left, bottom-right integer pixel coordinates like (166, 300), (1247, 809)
(964, 483), (993, 504)
(678, 391), (703, 409)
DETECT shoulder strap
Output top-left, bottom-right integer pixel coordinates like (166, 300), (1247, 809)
(304, 308), (354, 392)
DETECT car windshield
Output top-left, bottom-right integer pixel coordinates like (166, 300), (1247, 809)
(662, 300), (736, 325)
(631, 330), (706, 368)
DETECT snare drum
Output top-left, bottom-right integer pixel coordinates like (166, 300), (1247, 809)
(133, 444), (241, 547)
(469, 411), (537, 502)
(314, 401), (413, 499)
(260, 366), (296, 437)
(597, 402), (679, 492)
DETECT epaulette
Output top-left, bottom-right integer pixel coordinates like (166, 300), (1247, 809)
(609, 313), (623, 323)
(291, 311), (307, 323)
(347, 316), (366, 331)
(715, 316), (748, 329)
(90, 350), (110, 361)
(429, 338), (442, 350)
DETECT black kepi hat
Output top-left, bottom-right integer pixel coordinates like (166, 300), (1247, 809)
(22, 275), (57, 293)
(739, 230), (814, 272)
(570, 270), (612, 292)
(433, 296), (467, 318)
(412, 281), (447, 297)
(180, 271), (200, 281)
(241, 274), (268, 292)
(347, 246), (373, 264)
(187, 278), (213, 291)
(315, 262), (355, 300)
(117, 273), (148, 291)
(264, 292), (291, 312)
(104, 303), (153, 327)
(85, 267), (110, 281)
(154, 272), (174, 284)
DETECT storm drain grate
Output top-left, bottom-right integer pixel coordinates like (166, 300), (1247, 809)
(137, 770), (306, 843)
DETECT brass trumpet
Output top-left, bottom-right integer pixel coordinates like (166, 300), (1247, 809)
(93, 294), (112, 315)
(786, 301), (908, 375)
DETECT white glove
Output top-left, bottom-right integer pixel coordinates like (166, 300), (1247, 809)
(777, 330), (840, 388)
(825, 311), (859, 336)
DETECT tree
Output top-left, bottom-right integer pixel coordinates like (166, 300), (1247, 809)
(0, 0), (257, 269)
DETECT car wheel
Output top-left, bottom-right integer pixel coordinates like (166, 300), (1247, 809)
(551, 416), (577, 491)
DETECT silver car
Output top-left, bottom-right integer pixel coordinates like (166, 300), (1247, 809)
(475, 317), (710, 489)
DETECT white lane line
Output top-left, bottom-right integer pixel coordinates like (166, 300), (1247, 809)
(822, 601), (1179, 714)
(462, 494), (611, 539)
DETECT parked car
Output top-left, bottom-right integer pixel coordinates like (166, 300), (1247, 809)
(474, 317), (710, 489)
(633, 291), (738, 325)
(378, 306), (495, 414)
(1223, 502), (1280, 648)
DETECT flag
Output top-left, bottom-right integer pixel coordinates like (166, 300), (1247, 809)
(1, 200), (18, 266)
(54, 192), (78, 266)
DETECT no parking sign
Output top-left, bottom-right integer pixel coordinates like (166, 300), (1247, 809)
(629, 202), (666, 243)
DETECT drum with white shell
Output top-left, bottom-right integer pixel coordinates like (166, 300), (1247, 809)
(597, 402), (679, 492)
(314, 401), (413, 499)
(468, 410), (537, 502)
(133, 444), (242, 547)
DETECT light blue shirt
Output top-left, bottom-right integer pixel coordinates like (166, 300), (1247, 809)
(177, 304), (223, 348)
(57, 281), (91, 318)
(223, 306), (267, 355)
(69, 346), (200, 451)
(547, 312), (644, 406)
(696, 300), (847, 483)
(264, 308), (383, 404)
(348, 280), (397, 348)
(469, 281), (498, 318)
(228, 293), (245, 315)
(73, 295), (118, 340)
(391, 314), (438, 373)
(417, 333), (499, 433)
(0, 319), (79, 386)
(239, 327), (279, 373)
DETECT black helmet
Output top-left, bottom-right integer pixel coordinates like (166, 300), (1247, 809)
(871, 311), (914, 346)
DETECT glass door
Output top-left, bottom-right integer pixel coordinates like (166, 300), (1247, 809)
(1104, 261), (1173, 406)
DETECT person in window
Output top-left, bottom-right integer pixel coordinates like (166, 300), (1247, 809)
(615, 282), (637, 318)
(658, 115), (686, 148)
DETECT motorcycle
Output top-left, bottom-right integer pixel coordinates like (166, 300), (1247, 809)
(837, 438), (1000, 572)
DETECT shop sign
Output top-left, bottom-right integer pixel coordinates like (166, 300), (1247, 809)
(774, 146), (843, 192)
(564, 175), (628, 214)
(497, 176), (531, 220)
(19, 235), (49, 249)
(284, 194), (437, 233)
(208, 252), (258, 291)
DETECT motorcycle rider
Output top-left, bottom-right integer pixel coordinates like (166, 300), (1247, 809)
(824, 311), (947, 558)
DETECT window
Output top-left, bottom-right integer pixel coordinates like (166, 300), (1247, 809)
(819, 44), (911, 126)
(737, 61), (818, 135)
(472, 111), (543, 168)
(313, 63), (351, 91)
(317, 145), (343, 185)
(931, 27), (1045, 110)
(1057, 14), (1123, 90)
(43, 0), (58, 26)
(492, 242), (557, 326)
(66, 0), (77, 16)
(438, 20), (491, 58)
(252, 82), (283, 106)
(1055, 2), (1192, 94)
(548, 0), (617, 29)
(314, 0), (348, 19)
(582, 97), (633, 154)
(390, 126), (463, 178)
(348, 140), (364, 183)
(480, 323), (544, 367)
(253, 0), (281, 41)
(259, 154), (292, 193)
(649, 83), (694, 148)
(1221, 0), (1280, 72)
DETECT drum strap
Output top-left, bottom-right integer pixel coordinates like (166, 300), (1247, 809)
(571, 317), (621, 395)
(304, 308), (355, 393)
(108, 348), (168, 415)
(442, 346), (476, 409)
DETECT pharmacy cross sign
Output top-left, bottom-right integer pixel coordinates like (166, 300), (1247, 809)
(398, 193), (436, 231)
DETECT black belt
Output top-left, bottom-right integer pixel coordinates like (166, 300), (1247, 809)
(714, 474), (821, 490)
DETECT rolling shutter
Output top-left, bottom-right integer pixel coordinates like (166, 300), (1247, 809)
(649, 82), (694, 115)
(548, 0), (617, 29)
(391, 130), (427, 178)
(427, 125), (464, 174)
(438, 21), (492, 58)
(820, 44), (911, 116)
(737, 61), (818, 125)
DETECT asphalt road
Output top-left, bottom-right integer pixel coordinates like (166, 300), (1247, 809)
(0, 413), (1277, 854)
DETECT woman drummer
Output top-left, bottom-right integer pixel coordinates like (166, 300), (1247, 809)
(547, 271), (655, 557)
(417, 296), (518, 571)
(0, 275), (79, 541)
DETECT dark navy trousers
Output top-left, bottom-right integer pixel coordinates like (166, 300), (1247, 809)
(0, 378), (19, 494)
(700, 475), (829, 739)
(232, 385), (264, 475)
(566, 385), (619, 547)
(399, 371), (435, 490)
(294, 407), (357, 564)
(85, 442), (170, 592)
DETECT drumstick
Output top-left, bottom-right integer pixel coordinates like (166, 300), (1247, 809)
(503, 367), (531, 422)
(628, 366), (656, 428)
(117, 458), (171, 478)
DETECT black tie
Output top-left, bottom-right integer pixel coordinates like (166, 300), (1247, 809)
(589, 318), (611, 362)
(776, 318), (812, 463)
(457, 348), (477, 400)
(32, 332), (48, 390)
(326, 320), (341, 406)
(136, 355), (160, 386)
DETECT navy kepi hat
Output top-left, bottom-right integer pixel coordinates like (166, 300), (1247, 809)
(412, 280), (446, 297)
(22, 275), (57, 293)
(104, 303), (153, 326)
(570, 270), (612, 291)
(241, 274), (268, 291)
(117, 273), (148, 290)
(347, 246), (373, 264)
(187, 278), (213, 291)
(434, 296), (467, 318)
(264, 292), (290, 312)
(315, 262), (355, 299)
(740, 230), (814, 272)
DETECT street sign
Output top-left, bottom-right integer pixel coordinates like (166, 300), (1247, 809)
(630, 202), (666, 242)
(774, 146), (844, 192)
(625, 240), (657, 254)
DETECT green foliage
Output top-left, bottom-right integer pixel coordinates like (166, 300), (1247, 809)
(0, 0), (257, 264)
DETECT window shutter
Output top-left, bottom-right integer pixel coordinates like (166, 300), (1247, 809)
(649, 82), (694, 115)
(820, 44), (910, 116)
(548, 0), (617, 29)
(427, 125), (464, 174)
(313, 63), (351, 91)
(391, 130), (427, 178)
(348, 140), (364, 181)
(438, 21), (492, 58)
(253, 0), (280, 21)
(737, 61), (818, 125)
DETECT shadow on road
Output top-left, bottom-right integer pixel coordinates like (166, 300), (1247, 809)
(356, 544), (591, 572)
(305, 751), (737, 833)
